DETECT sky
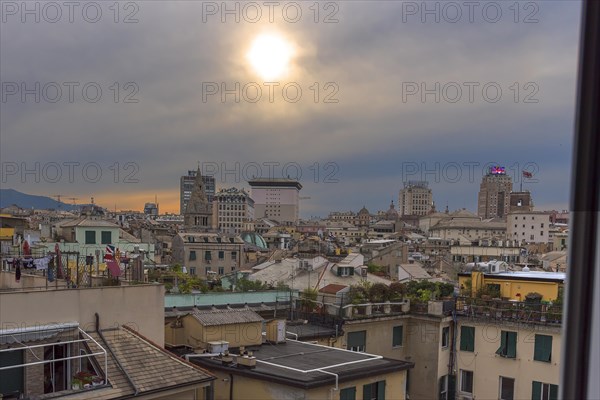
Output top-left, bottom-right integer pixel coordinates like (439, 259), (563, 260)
(0, 1), (582, 217)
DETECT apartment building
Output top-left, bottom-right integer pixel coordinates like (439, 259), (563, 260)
(215, 187), (255, 235)
(507, 211), (551, 244)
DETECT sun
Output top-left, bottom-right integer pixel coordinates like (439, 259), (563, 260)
(247, 34), (294, 80)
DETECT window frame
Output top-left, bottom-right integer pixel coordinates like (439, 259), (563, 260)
(460, 325), (475, 352)
(441, 326), (450, 349)
(460, 369), (473, 394)
(534, 334), (553, 363)
(392, 325), (403, 348)
(499, 376), (515, 400)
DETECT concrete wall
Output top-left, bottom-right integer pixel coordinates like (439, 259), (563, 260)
(340, 314), (451, 400)
(0, 283), (165, 346)
(456, 319), (561, 400)
(211, 368), (407, 400)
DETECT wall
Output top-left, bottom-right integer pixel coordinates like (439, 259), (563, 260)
(165, 290), (294, 308)
(340, 314), (450, 400)
(459, 273), (561, 301)
(456, 319), (561, 400)
(0, 283), (165, 346)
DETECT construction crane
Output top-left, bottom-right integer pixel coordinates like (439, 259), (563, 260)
(67, 197), (79, 207)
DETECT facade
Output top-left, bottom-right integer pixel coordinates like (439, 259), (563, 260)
(143, 202), (159, 216)
(172, 232), (246, 278)
(451, 242), (522, 263)
(248, 178), (302, 225)
(399, 181), (433, 216)
(455, 303), (561, 400)
(180, 169), (216, 214)
(507, 211), (551, 244)
(215, 187), (255, 235)
(477, 171), (513, 219)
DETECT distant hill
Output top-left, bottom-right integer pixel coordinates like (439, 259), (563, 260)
(0, 189), (76, 210)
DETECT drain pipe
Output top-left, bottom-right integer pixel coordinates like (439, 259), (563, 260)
(229, 373), (234, 400)
(95, 313), (139, 396)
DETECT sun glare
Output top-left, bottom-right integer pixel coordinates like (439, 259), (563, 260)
(247, 34), (294, 80)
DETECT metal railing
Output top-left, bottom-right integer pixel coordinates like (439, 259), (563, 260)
(455, 296), (562, 325)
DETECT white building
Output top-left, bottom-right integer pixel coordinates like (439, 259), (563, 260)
(248, 179), (302, 225)
(507, 211), (551, 244)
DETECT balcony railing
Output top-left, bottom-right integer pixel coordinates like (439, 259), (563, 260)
(455, 296), (562, 326)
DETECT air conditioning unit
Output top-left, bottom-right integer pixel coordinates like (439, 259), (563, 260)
(207, 341), (229, 354)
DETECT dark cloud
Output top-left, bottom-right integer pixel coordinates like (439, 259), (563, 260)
(0, 1), (581, 214)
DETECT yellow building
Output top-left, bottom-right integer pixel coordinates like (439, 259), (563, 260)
(455, 314), (561, 399)
(458, 270), (565, 301)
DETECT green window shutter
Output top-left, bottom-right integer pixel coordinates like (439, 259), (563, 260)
(340, 387), (356, 400)
(496, 331), (507, 356)
(101, 231), (112, 244)
(85, 231), (96, 244)
(377, 380), (386, 400)
(363, 384), (372, 400)
(549, 384), (558, 400)
(534, 335), (552, 362)
(532, 381), (541, 400)
(189, 251), (196, 261)
(337, 267), (342, 276)
(349, 267), (355, 275)
(460, 326), (475, 352)
(507, 332), (517, 358)
(393, 326), (403, 347)
(448, 375), (456, 400)
(205, 251), (211, 260)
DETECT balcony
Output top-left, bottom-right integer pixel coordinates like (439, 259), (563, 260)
(455, 296), (562, 326)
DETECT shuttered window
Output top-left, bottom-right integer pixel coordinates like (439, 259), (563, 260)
(496, 331), (517, 358)
(189, 251), (196, 261)
(363, 381), (385, 400)
(85, 231), (96, 244)
(392, 326), (403, 347)
(533, 334), (552, 362)
(347, 331), (366, 352)
(340, 387), (356, 400)
(460, 326), (475, 352)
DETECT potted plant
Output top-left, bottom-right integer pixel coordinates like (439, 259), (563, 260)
(73, 371), (94, 389)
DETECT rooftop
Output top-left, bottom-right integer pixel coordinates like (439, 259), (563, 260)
(459, 270), (566, 282)
(248, 178), (303, 190)
(191, 308), (264, 326)
(191, 339), (413, 389)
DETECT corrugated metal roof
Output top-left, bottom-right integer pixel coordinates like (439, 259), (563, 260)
(191, 309), (264, 326)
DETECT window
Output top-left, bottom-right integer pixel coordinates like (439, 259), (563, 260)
(218, 267), (224, 275)
(44, 344), (69, 393)
(190, 267), (196, 275)
(205, 266), (211, 274)
(231, 251), (237, 260)
(100, 231), (112, 244)
(0, 349), (24, 395)
(218, 250), (224, 260)
(340, 387), (356, 400)
(460, 370), (473, 394)
(439, 375), (448, 400)
(532, 381), (558, 400)
(496, 330), (517, 358)
(347, 331), (366, 352)
(189, 250), (196, 261)
(363, 381), (385, 400)
(499, 376), (515, 400)
(441, 326), (450, 348)
(534, 334), (552, 362)
(85, 230), (96, 244)
(392, 326), (403, 347)
(204, 251), (211, 261)
(460, 326), (475, 352)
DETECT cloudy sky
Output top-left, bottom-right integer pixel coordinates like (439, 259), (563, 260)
(0, 1), (581, 216)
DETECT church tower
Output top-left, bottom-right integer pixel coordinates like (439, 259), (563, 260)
(184, 167), (213, 231)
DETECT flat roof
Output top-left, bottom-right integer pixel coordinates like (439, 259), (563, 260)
(248, 179), (302, 190)
(191, 340), (412, 389)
